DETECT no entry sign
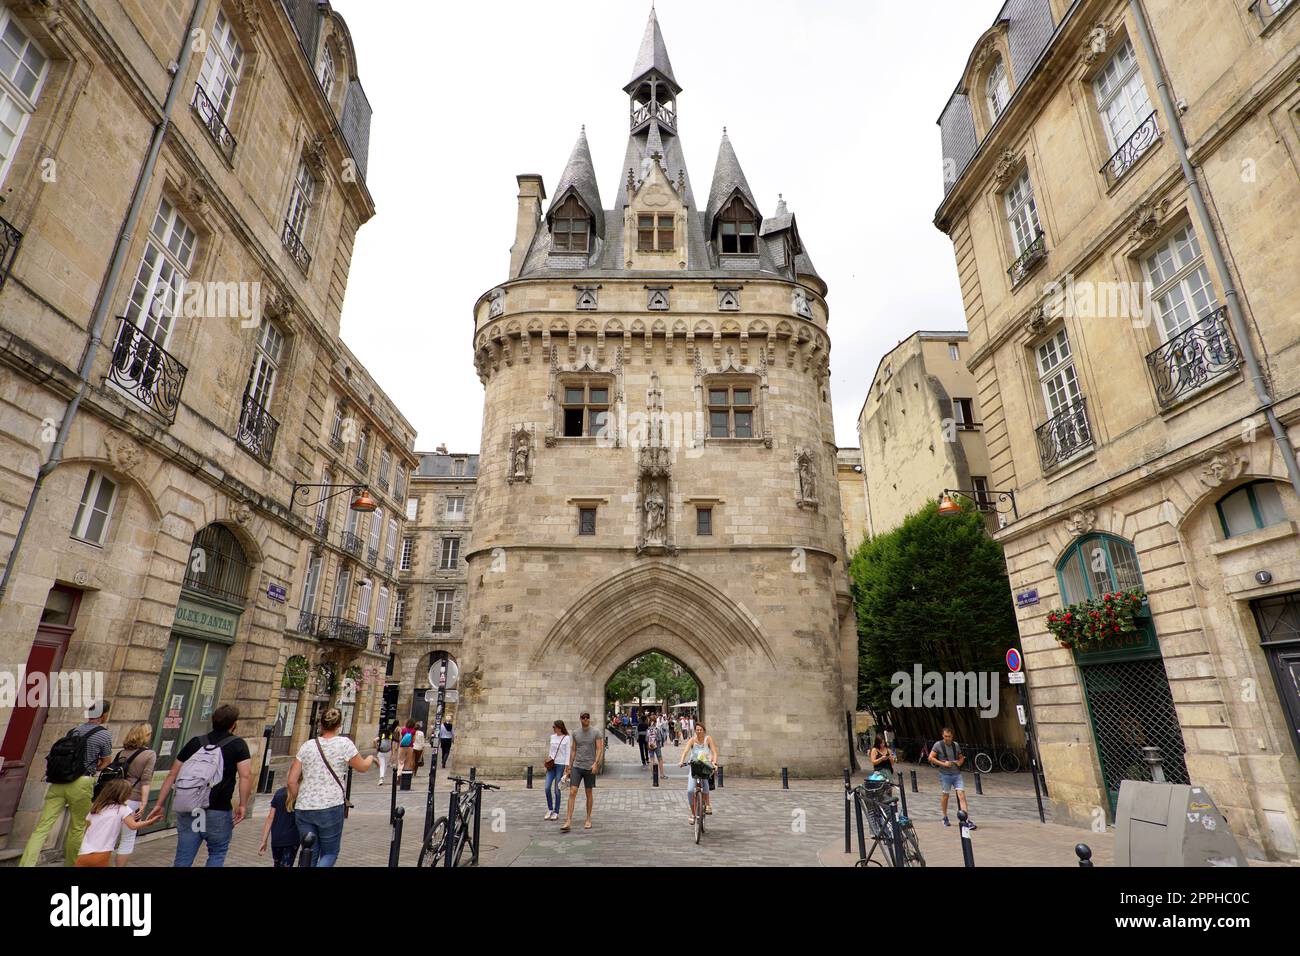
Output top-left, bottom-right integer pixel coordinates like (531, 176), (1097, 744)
(1006, 648), (1022, 672)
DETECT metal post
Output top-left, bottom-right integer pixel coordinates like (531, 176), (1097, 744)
(957, 810), (975, 867)
(1143, 745), (1166, 784)
(885, 800), (905, 868)
(263, 769), (275, 794)
(424, 752), (437, 844)
(843, 769), (852, 854)
(896, 772), (909, 819)
(717, 765), (724, 788)
(471, 782), (483, 866)
(258, 726), (273, 793)
(974, 770), (983, 795)
(852, 786), (867, 861)
(526, 765), (534, 789)
(390, 765), (398, 820)
(344, 766), (353, 819)
(388, 806), (404, 868)
(652, 762), (659, 787)
(443, 784), (457, 869)
(470, 766), (476, 781)
(781, 767), (789, 789)
(1076, 844), (1094, 867)
(910, 769), (918, 793)
(298, 831), (317, 868)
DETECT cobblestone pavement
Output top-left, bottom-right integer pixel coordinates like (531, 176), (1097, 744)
(109, 735), (1112, 867)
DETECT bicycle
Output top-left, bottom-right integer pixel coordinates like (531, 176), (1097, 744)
(417, 774), (500, 868)
(683, 759), (712, 845)
(853, 775), (924, 868)
(968, 742), (1022, 774)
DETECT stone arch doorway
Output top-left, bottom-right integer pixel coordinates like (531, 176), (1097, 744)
(602, 647), (702, 767)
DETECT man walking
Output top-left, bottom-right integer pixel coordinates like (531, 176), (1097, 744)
(561, 711), (604, 832)
(929, 727), (976, 830)
(437, 718), (454, 766)
(152, 704), (253, 866)
(19, 700), (114, 867)
(636, 712), (649, 765)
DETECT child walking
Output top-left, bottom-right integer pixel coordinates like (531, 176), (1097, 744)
(76, 780), (160, 867)
(258, 785), (301, 867)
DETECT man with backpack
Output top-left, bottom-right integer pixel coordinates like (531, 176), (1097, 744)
(150, 704), (252, 867)
(19, 701), (114, 866)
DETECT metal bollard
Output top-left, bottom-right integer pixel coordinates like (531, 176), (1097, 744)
(781, 767), (789, 789)
(469, 766), (476, 781)
(957, 810), (975, 867)
(388, 806), (404, 868)
(263, 769), (275, 794)
(852, 785), (867, 861)
(389, 766), (398, 820)
(526, 765), (534, 789)
(843, 769), (852, 854)
(424, 758), (437, 844)
(298, 831), (317, 868)
(909, 769), (918, 793)
(344, 767), (354, 819)
(896, 772), (909, 819)
(400, 769), (413, 791)
(717, 765), (724, 788)
(974, 771), (983, 795)
(652, 762), (659, 787)
(1076, 844), (1094, 868)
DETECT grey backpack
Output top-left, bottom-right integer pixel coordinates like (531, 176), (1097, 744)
(172, 735), (227, 813)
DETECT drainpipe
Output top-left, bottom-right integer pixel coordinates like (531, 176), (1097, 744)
(1130, 0), (1300, 499)
(0, 0), (210, 606)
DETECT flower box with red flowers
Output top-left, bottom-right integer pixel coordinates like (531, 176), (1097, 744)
(1045, 589), (1147, 650)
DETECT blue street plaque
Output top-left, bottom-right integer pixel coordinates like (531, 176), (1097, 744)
(268, 583), (287, 603)
(1015, 589), (1039, 608)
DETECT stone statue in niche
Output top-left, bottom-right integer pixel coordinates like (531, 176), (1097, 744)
(644, 486), (666, 544)
(795, 448), (818, 509)
(508, 427), (532, 483)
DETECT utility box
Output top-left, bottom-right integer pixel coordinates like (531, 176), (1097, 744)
(1115, 781), (1246, 866)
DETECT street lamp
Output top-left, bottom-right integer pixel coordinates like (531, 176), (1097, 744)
(289, 482), (377, 514)
(938, 487), (1018, 521)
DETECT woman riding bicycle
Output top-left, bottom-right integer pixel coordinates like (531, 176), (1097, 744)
(678, 722), (718, 826)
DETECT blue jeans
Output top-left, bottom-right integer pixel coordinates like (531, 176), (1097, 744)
(544, 764), (567, 812)
(173, 809), (233, 867)
(295, 805), (346, 867)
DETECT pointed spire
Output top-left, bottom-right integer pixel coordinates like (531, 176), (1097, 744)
(548, 127), (604, 238)
(627, 5), (679, 91)
(705, 128), (761, 236)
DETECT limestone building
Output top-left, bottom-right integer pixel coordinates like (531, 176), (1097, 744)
(0, 0), (413, 857)
(836, 448), (868, 553)
(934, 0), (1300, 859)
(455, 9), (857, 776)
(857, 331), (993, 536)
(385, 447), (479, 727)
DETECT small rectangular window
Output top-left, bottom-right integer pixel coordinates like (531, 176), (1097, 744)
(949, 343), (960, 361)
(446, 496), (465, 518)
(953, 398), (975, 427)
(72, 470), (117, 545)
(638, 215), (655, 251)
(433, 589), (455, 632)
(696, 508), (713, 536)
(578, 507), (597, 536)
(406, 497), (418, 521)
(657, 215), (674, 249)
(439, 537), (460, 570)
(400, 537), (414, 571)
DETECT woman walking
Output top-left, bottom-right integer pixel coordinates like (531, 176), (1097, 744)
(398, 719), (416, 775)
(111, 723), (157, 866)
(412, 721), (427, 777)
(544, 720), (571, 821)
(678, 722), (718, 824)
(286, 707), (377, 867)
(373, 721), (397, 785)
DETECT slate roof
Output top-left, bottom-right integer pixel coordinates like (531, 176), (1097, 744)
(414, 453), (480, 478)
(704, 130), (763, 239)
(547, 129), (604, 238)
(626, 7), (679, 91)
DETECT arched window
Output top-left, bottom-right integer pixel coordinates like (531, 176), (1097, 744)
(986, 56), (1010, 121)
(183, 524), (251, 605)
(1216, 480), (1288, 538)
(718, 196), (757, 255)
(1056, 533), (1143, 604)
(551, 195), (590, 253)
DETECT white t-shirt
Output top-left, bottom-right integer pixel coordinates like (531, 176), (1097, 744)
(81, 804), (133, 854)
(294, 735), (359, 811)
(549, 733), (571, 766)
(413, 730), (426, 751)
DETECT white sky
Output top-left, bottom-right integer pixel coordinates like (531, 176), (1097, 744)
(337, 0), (1001, 453)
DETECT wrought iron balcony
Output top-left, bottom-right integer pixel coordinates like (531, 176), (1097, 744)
(107, 317), (188, 424)
(371, 631), (389, 654)
(235, 393), (279, 465)
(192, 83), (237, 163)
(341, 531), (363, 557)
(329, 432), (344, 452)
(1146, 308), (1240, 409)
(1101, 111), (1160, 187)
(1, 213), (22, 292)
(367, 546), (379, 565)
(376, 475), (390, 493)
(282, 219), (311, 272)
(313, 615), (370, 649)
(384, 558), (395, 576)
(296, 610), (319, 634)
(313, 513), (329, 538)
(1007, 231), (1047, 287)
(1250, 0), (1294, 29)
(1035, 398), (1095, 470)
(354, 454), (368, 475)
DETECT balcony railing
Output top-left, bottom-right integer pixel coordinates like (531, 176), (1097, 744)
(235, 393), (279, 465)
(376, 474), (390, 493)
(191, 83), (237, 163)
(1, 213), (22, 292)
(1146, 308), (1240, 409)
(107, 317), (188, 424)
(1101, 111), (1160, 188)
(312, 614), (370, 649)
(371, 631), (389, 654)
(384, 558), (395, 576)
(1035, 397), (1095, 470)
(341, 531), (363, 557)
(282, 219), (311, 273)
(313, 512), (329, 538)
(1250, 0), (1294, 29)
(367, 546), (379, 565)
(329, 432), (344, 452)
(1007, 231), (1047, 287)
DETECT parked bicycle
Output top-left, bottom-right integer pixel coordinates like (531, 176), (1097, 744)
(852, 774), (924, 868)
(967, 742), (1022, 774)
(417, 774), (500, 868)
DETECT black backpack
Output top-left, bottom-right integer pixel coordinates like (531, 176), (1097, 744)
(45, 728), (92, 785)
(94, 749), (142, 798)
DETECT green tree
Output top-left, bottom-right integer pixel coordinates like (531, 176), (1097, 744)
(848, 501), (1019, 744)
(604, 652), (698, 712)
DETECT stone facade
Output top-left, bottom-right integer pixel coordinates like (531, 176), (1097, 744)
(856, 332), (993, 536)
(835, 448), (868, 554)
(0, 0), (413, 856)
(935, 0), (1300, 859)
(451, 10), (857, 777)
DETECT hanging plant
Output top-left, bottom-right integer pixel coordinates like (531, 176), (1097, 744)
(282, 655), (308, 690)
(1046, 589), (1147, 650)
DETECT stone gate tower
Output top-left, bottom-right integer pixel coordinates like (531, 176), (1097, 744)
(455, 9), (857, 776)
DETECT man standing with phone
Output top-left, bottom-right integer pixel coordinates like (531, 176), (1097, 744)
(561, 711), (604, 832)
(929, 727), (976, 830)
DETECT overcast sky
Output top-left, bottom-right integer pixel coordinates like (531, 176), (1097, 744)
(336, 0), (1001, 453)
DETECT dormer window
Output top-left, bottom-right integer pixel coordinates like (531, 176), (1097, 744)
(986, 57), (1010, 121)
(552, 195), (590, 253)
(638, 214), (674, 252)
(718, 196), (757, 254)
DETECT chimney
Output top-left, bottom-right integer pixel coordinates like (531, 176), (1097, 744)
(436, 443), (448, 455)
(510, 174), (546, 279)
